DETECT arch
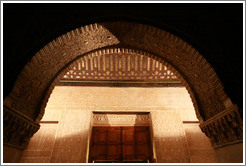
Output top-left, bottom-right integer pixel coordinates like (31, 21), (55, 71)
(4, 21), (229, 124)
(40, 48), (201, 122)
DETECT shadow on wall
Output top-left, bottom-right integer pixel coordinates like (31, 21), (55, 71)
(19, 122), (219, 163)
(20, 123), (90, 163)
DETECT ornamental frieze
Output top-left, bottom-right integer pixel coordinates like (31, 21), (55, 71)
(3, 106), (40, 149)
(93, 113), (150, 126)
(61, 52), (178, 82)
(200, 105), (242, 148)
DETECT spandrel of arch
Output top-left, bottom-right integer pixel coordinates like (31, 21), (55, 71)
(3, 21), (242, 152)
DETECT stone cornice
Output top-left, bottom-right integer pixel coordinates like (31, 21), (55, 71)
(200, 105), (243, 148)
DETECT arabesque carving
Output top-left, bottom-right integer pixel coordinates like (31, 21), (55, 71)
(200, 105), (242, 148)
(4, 22), (229, 123)
(3, 106), (40, 149)
(62, 53), (178, 81)
(3, 22), (235, 150)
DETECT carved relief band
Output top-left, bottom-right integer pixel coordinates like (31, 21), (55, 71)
(3, 106), (40, 149)
(61, 53), (178, 81)
(93, 113), (150, 126)
(200, 105), (242, 148)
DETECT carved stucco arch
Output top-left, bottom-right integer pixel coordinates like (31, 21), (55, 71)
(41, 48), (202, 122)
(4, 21), (230, 124)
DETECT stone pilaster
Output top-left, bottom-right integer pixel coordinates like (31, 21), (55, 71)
(200, 105), (242, 148)
(3, 106), (40, 149)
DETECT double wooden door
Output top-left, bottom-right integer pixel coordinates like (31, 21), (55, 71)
(89, 126), (153, 163)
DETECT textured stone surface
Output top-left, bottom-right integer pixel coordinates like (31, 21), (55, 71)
(3, 145), (23, 163)
(215, 143), (243, 163)
(50, 110), (91, 163)
(46, 86), (198, 122)
(150, 111), (190, 163)
(184, 124), (218, 163)
(20, 123), (57, 163)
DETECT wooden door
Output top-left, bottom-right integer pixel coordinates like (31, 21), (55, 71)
(89, 126), (152, 163)
(107, 127), (122, 161)
(122, 127), (135, 161)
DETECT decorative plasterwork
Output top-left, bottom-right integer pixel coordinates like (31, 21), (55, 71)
(3, 21), (230, 124)
(200, 105), (242, 148)
(93, 114), (150, 126)
(61, 52), (179, 81)
(57, 81), (183, 87)
(3, 106), (40, 149)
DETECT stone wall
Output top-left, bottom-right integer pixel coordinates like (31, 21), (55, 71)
(184, 124), (218, 162)
(20, 109), (91, 163)
(150, 111), (190, 162)
(45, 86), (198, 121)
(20, 86), (217, 163)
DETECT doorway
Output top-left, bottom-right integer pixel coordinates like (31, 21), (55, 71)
(89, 126), (153, 163)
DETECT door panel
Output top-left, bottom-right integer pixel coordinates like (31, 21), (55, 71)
(107, 144), (121, 160)
(123, 144), (135, 160)
(93, 127), (107, 144)
(122, 127), (135, 144)
(136, 131), (149, 143)
(91, 145), (107, 157)
(108, 127), (121, 144)
(136, 144), (149, 155)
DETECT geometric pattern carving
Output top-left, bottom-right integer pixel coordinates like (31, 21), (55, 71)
(200, 105), (243, 148)
(62, 53), (178, 81)
(93, 113), (150, 126)
(4, 21), (228, 123)
(3, 106), (40, 149)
